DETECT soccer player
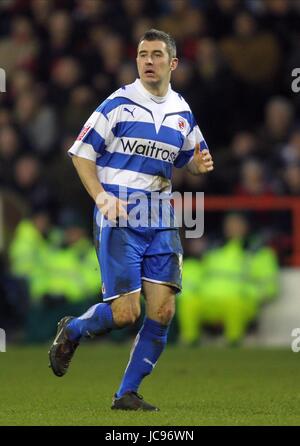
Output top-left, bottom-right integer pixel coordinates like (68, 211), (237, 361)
(48, 29), (214, 411)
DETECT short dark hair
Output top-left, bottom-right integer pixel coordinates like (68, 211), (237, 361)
(138, 29), (177, 59)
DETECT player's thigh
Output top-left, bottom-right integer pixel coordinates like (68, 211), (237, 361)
(142, 280), (176, 325)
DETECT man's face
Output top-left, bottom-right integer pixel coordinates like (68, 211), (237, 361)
(136, 40), (177, 87)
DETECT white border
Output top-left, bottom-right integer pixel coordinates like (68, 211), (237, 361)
(142, 277), (181, 290)
(103, 287), (142, 302)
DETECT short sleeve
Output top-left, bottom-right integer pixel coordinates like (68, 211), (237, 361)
(174, 120), (209, 169)
(68, 109), (111, 162)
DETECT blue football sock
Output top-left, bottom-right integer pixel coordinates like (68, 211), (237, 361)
(66, 303), (115, 341)
(116, 318), (169, 398)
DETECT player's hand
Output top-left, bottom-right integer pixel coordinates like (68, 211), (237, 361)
(193, 144), (214, 173)
(96, 191), (128, 223)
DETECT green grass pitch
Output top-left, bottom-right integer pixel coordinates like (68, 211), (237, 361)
(0, 343), (300, 426)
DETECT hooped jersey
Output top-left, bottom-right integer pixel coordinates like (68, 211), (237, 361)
(68, 78), (208, 197)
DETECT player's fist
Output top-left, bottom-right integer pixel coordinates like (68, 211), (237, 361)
(193, 144), (214, 173)
(96, 191), (127, 223)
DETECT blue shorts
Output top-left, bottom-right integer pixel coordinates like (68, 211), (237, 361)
(93, 207), (183, 301)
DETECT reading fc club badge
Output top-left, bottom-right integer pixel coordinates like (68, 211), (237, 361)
(178, 118), (186, 132)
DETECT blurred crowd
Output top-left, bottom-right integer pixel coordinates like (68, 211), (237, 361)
(0, 0), (298, 343)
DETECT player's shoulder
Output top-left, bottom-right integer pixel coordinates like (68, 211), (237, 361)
(169, 87), (192, 112)
(94, 82), (137, 117)
(168, 88), (197, 130)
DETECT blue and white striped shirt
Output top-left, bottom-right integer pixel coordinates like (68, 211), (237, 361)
(68, 78), (208, 196)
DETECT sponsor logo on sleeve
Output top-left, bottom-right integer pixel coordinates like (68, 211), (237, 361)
(77, 125), (91, 141)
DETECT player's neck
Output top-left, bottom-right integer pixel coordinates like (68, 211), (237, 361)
(140, 79), (169, 98)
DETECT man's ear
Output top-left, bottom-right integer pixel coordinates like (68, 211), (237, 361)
(170, 58), (178, 71)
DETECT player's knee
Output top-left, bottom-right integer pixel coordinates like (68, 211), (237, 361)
(112, 298), (141, 327)
(156, 303), (175, 325)
(114, 310), (140, 327)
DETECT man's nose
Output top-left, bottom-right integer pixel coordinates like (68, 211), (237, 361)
(145, 56), (153, 64)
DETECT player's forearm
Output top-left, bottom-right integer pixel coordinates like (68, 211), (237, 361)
(71, 155), (104, 202)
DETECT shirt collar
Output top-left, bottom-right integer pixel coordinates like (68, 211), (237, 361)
(134, 78), (171, 104)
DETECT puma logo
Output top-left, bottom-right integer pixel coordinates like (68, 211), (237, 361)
(124, 107), (136, 118)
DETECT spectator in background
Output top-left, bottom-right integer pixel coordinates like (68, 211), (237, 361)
(192, 37), (238, 146)
(157, 0), (195, 42)
(46, 209), (100, 305)
(0, 108), (13, 127)
(95, 32), (126, 89)
(9, 207), (100, 343)
(260, 0), (300, 53)
(14, 90), (58, 159)
(9, 69), (36, 99)
(48, 56), (83, 108)
(220, 10), (281, 86)
(48, 10), (73, 53)
(73, 0), (108, 27)
(275, 128), (300, 167)
(220, 9), (281, 126)
(184, 237), (209, 259)
(215, 131), (260, 192)
(180, 8), (208, 60)
(171, 60), (194, 106)
(80, 24), (113, 97)
(61, 84), (97, 135)
(37, 9), (74, 81)
(258, 96), (295, 156)
(115, 63), (137, 88)
(130, 17), (154, 49)
(45, 135), (92, 222)
(234, 158), (277, 196)
(29, 0), (55, 38)
(177, 212), (279, 346)
(0, 125), (22, 188)
(13, 155), (55, 213)
(281, 163), (300, 195)
(206, 0), (241, 40)
(0, 16), (39, 76)
(118, 0), (153, 42)
(9, 207), (54, 302)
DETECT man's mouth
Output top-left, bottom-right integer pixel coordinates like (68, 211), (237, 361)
(144, 69), (155, 75)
